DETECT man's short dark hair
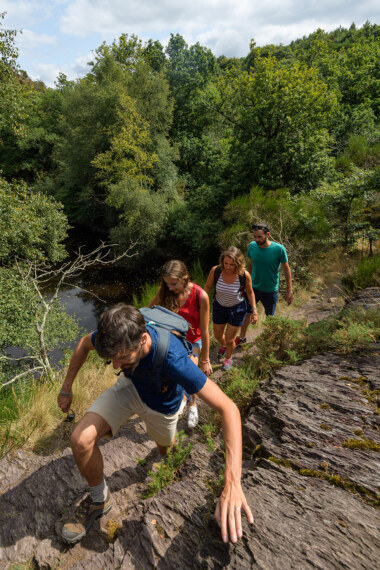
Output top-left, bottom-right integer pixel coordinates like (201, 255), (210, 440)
(252, 221), (270, 233)
(95, 304), (146, 359)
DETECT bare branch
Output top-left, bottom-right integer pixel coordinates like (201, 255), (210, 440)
(5, 241), (138, 384)
(1, 367), (45, 389)
(0, 354), (35, 362)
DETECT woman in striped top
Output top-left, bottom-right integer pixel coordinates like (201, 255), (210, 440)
(204, 247), (257, 371)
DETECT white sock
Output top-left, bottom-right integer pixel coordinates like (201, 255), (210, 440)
(90, 478), (108, 503)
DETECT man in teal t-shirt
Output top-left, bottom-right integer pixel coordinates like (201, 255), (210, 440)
(237, 222), (294, 343)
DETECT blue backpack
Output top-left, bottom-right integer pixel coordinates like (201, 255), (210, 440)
(132, 306), (193, 393)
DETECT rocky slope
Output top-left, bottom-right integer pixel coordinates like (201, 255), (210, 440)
(0, 289), (379, 569)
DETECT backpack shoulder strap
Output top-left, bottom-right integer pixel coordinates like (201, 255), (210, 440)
(239, 272), (246, 290)
(152, 327), (170, 372)
(213, 265), (222, 289)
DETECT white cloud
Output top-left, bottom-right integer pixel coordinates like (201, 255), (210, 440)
(60, 0), (380, 43)
(70, 51), (94, 77)
(27, 51), (94, 87)
(4, 1), (380, 85)
(29, 62), (62, 85)
(16, 28), (56, 48)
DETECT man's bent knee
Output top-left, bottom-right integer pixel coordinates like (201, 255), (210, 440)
(71, 412), (112, 453)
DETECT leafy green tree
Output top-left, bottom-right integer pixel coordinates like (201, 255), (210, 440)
(0, 84), (65, 183)
(92, 93), (158, 187)
(312, 168), (379, 248)
(41, 39), (178, 240)
(0, 266), (78, 383)
(143, 39), (166, 72)
(215, 53), (338, 191)
(165, 34), (217, 138)
(0, 12), (24, 134)
(0, 177), (77, 385)
(107, 176), (169, 261)
(0, 176), (69, 264)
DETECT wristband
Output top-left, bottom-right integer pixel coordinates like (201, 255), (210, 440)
(60, 390), (72, 397)
(251, 307), (257, 310)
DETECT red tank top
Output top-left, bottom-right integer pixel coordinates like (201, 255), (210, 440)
(178, 283), (202, 344)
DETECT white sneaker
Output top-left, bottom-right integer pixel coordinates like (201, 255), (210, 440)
(187, 405), (199, 428)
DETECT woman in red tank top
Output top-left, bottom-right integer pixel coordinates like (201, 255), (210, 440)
(149, 260), (212, 428)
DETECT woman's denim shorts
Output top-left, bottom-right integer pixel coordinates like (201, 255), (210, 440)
(212, 298), (247, 327)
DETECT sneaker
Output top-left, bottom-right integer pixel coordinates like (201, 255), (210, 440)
(217, 346), (226, 359)
(187, 405), (199, 428)
(223, 358), (233, 371)
(61, 488), (112, 543)
(235, 336), (247, 346)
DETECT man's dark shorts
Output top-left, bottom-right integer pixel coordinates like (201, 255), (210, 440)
(213, 299), (247, 327)
(252, 289), (279, 316)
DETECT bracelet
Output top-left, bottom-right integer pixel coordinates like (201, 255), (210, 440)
(60, 390), (72, 397)
(251, 307), (257, 309)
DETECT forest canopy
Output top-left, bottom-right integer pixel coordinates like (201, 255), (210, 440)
(0, 16), (379, 269)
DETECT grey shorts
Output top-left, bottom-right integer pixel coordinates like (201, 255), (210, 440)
(88, 374), (183, 447)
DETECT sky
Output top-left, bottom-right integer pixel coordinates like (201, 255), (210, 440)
(2, 0), (380, 87)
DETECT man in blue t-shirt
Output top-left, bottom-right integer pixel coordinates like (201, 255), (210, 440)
(58, 304), (253, 545)
(237, 222), (294, 343)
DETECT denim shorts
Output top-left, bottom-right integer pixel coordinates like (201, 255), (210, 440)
(192, 339), (202, 355)
(212, 298), (247, 327)
(253, 288), (279, 316)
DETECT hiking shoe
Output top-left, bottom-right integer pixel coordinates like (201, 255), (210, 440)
(235, 336), (247, 346)
(187, 405), (199, 428)
(223, 358), (233, 371)
(217, 346), (226, 359)
(61, 488), (112, 544)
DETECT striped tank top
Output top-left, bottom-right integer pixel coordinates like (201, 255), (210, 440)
(215, 274), (244, 307)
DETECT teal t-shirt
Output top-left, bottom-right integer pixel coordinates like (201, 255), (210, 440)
(247, 241), (288, 292)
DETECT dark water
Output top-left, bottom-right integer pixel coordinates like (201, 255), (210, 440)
(56, 264), (157, 340)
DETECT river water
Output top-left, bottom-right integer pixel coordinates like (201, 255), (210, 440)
(56, 264), (157, 341)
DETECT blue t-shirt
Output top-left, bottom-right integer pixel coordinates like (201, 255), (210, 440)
(247, 241), (288, 292)
(91, 326), (207, 414)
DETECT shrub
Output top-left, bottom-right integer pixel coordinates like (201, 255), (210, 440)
(143, 431), (192, 498)
(219, 365), (260, 412)
(342, 253), (380, 293)
(255, 316), (307, 362)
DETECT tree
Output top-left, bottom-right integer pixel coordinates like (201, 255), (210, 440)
(0, 84), (65, 183)
(0, 243), (136, 388)
(312, 168), (379, 248)
(0, 12), (24, 134)
(0, 176), (69, 264)
(165, 34), (217, 139)
(92, 93), (158, 188)
(214, 53), (338, 191)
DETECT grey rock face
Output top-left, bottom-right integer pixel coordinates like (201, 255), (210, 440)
(346, 287), (380, 310)
(1, 290), (379, 568)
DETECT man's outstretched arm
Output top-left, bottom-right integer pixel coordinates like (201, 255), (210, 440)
(58, 333), (95, 413)
(197, 379), (254, 543)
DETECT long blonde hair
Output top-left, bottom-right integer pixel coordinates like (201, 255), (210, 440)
(220, 247), (246, 276)
(157, 260), (190, 312)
